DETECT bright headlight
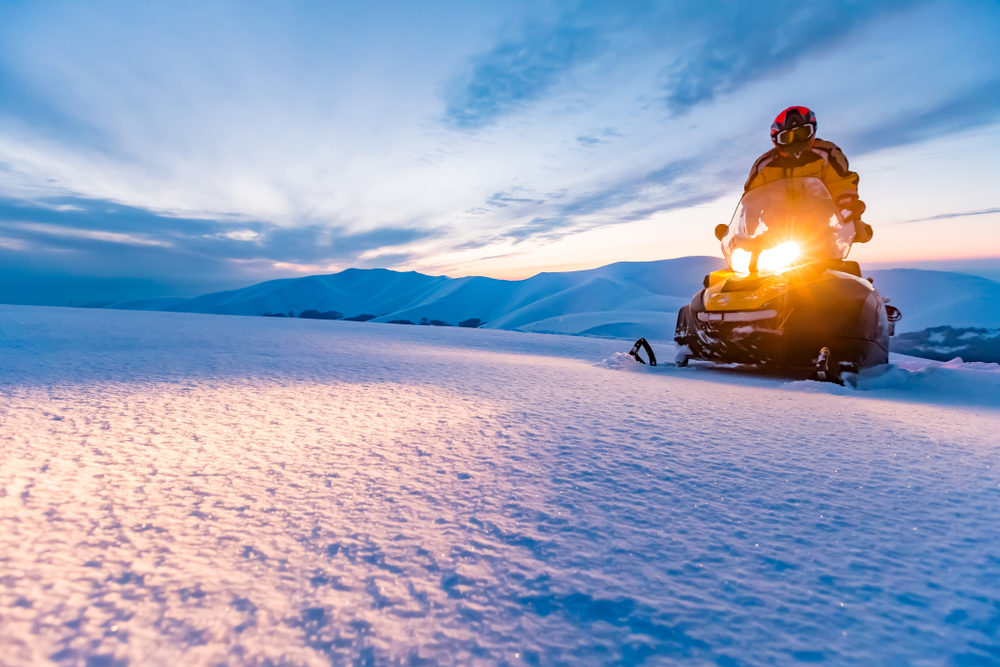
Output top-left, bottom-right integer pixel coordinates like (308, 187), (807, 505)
(731, 248), (752, 275)
(757, 241), (800, 274)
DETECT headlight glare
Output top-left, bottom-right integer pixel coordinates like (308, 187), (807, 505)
(756, 241), (800, 274)
(731, 248), (752, 275)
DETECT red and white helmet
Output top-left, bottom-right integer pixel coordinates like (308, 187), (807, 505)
(770, 106), (817, 157)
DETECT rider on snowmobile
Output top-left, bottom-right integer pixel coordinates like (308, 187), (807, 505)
(744, 106), (873, 243)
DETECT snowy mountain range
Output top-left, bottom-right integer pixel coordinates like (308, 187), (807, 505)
(104, 256), (1000, 340)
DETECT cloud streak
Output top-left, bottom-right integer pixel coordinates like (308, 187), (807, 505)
(443, 24), (601, 129)
(9, 221), (172, 247)
(896, 207), (1000, 224)
(657, 1), (925, 114)
(848, 78), (1000, 154)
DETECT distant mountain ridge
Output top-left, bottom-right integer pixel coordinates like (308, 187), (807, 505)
(106, 257), (1000, 340)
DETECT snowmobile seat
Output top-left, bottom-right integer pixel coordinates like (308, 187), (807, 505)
(822, 260), (861, 277)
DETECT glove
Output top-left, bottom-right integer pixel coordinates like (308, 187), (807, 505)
(839, 198), (866, 223)
(853, 220), (873, 243)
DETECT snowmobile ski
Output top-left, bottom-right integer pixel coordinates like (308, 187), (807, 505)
(628, 337), (657, 366)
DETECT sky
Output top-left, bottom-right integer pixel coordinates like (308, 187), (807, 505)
(1, 0), (999, 305)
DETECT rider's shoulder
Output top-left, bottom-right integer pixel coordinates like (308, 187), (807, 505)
(811, 137), (844, 155)
(811, 138), (852, 174)
(751, 146), (780, 170)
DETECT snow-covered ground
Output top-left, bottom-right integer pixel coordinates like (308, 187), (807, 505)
(2, 305), (999, 665)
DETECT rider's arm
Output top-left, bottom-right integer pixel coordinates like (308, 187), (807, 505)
(818, 142), (864, 220)
(818, 141), (871, 241)
(743, 151), (773, 192)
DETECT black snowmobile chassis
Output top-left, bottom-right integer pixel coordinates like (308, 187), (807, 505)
(628, 267), (901, 384)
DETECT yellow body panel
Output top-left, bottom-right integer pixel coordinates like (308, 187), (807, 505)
(705, 270), (731, 287)
(703, 269), (794, 312)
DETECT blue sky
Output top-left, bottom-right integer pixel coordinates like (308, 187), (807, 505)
(1, 0), (999, 304)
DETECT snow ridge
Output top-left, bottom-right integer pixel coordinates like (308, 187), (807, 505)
(104, 257), (1000, 338)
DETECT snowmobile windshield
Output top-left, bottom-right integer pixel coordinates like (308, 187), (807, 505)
(721, 177), (855, 275)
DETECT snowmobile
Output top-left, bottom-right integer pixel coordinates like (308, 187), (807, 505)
(630, 176), (901, 384)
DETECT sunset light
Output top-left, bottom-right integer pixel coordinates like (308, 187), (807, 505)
(0, 1), (997, 305)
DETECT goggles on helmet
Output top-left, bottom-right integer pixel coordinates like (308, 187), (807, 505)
(774, 124), (815, 146)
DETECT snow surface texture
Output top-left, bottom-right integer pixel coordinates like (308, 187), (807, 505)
(2, 305), (1000, 665)
(105, 257), (1000, 339)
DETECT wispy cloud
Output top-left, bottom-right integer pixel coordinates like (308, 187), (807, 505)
(0, 196), (441, 264)
(216, 230), (262, 242)
(896, 207), (1000, 224)
(455, 155), (713, 249)
(8, 221), (172, 247)
(576, 128), (622, 147)
(848, 79), (1000, 153)
(657, 1), (924, 113)
(486, 190), (546, 208)
(0, 235), (28, 251)
(443, 24), (601, 129)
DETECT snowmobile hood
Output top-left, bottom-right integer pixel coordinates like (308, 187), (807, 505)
(703, 264), (872, 313)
